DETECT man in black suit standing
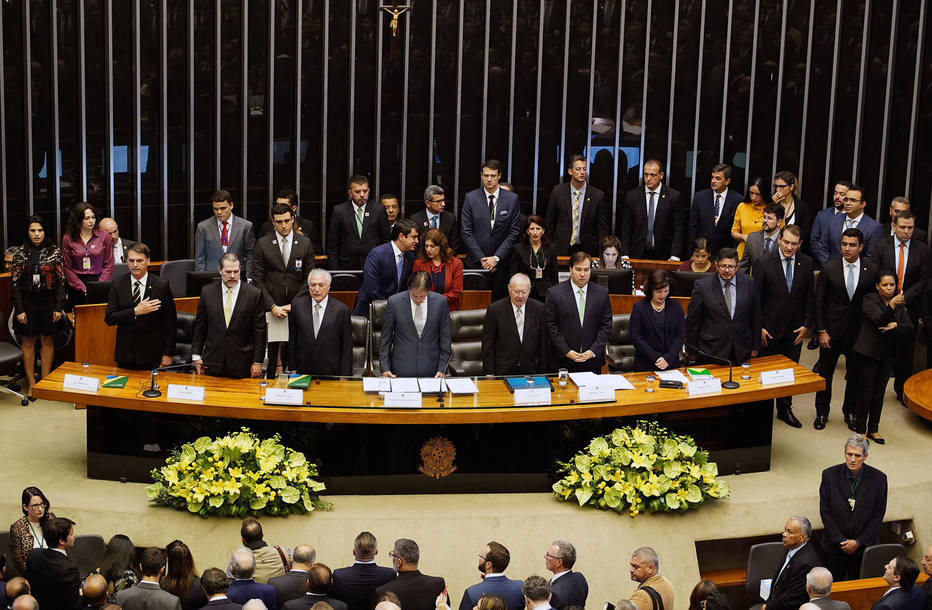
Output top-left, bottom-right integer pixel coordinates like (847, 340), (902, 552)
(99, 217), (135, 264)
(545, 540), (588, 610)
(619, 159), (687, 261)
(289, 269), (354, 377)
(756, 225), (815, 428)
(200, 568), (242, 609)
(881, 197), (927, 243)
(762, 516), (822, 610)
(813, 229), (878, 430)
(253, 202), (315, 376)
(373, 539), (445, 610)
(870, 210), (929, 403)
(545, 252), (612, 374)
(686, 247), (761, 364)
(545, 154), (609, 257)
(283, 564), (348, 610)
(482, 273), (549, 375)
(192, 253), (267, 378)
(270, 545), (317, 608)
(24, 517), (81, 610)
(819, 436), (888, 583)
(331, 532), (396, 610)
(327, 175), (392, 269)
(872, 556), (924, 610)
(688, 163), (743, 255)
(105, 243), (177, 370)
(258, 189), (322, 256)
(410, 185), (462, 253)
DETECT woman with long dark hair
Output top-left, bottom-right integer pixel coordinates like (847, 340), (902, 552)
(93, 534), (139, 602)
(510, 215), (558, 301)
(629, 270), (686, 371)
(730, 177), (772, 259)
(9, 486), (56, 573)
(161, 540), (208, 610)
(61, 201), (113, 306)
(412, 228), (464, 311)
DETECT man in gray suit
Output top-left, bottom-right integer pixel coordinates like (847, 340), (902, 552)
(195, 189), (257, 278)
(380, 271), (452, 378)
(739, 203), (784, 275)
(115, 547), (182, 610)
(806, 567), (851, 610)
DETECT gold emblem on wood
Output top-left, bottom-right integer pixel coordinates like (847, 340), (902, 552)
(418, 436), (457, 479)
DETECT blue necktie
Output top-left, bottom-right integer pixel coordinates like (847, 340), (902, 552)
(396, 254), (403, 289)
(646, 191), (656, 249)
(785, 257), (793, 292)
(846, 263), (855, 300)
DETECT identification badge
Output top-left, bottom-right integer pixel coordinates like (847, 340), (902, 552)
(295, 259), (302, 271)
(32, 274), (41, 287)
(82, 256), (91, 270)
(535, 268), (543, 279)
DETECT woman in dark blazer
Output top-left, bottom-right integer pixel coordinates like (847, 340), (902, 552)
(630, 270), (687, 372)
(849, 270), (912, 444)
(510, 215), (558, 301)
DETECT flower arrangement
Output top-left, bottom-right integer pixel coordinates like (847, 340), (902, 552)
(146, 428), (328, 518)
(552, 420), (729, 516)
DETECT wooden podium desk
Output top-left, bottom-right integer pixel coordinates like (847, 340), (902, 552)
(34, 356), (823, 493)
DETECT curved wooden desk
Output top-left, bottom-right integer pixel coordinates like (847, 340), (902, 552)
(903, 369), (932, 421)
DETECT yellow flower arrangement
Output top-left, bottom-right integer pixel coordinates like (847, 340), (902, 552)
(146, 428), (329, 518)
(552, 420), (730, 516)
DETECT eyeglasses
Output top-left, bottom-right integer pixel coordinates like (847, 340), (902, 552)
(478, 554), (488, 561)
(843, 196), (862, 202)
(389, 552), (399, 559)
(27, 503), (46, 510)
(773, 183), (789, 189)
(545, 553), (560, 560)
(718, 264), (737, 270)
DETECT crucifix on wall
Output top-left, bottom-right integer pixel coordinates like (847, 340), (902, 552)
(378, 1), (411, 56)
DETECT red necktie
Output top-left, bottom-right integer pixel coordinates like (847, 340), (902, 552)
(221, 221), (229, 247)
(897, 243), (905, 293)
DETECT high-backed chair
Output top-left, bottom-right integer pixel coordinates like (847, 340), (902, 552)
(859, 543), (906, 579)
(173, 311), (196, 366)
(66, 533), (106, 578)
(463, 271), (491, 291)
(745, 542), (786, 607)
(160, 259), (195, 298)
(605, 314), (635, 372)
(449, 309), (487, 376)
(350, 315), (368, 376)
(331, 272), (363, 291)
(0, 531), (18, 577)
(111, 263), (130, 281)
(1, 310), (28, 405)
(368, 299), (389, 375)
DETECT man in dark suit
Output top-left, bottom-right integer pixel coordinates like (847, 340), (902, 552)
(115, 547), (182, 610)
(756, 225), (815, 428)
(870, 210), (929, 402)
(192, 254), (267, 378)
(326, 175), (392, 269)
(459, 541), (524, 610)
(83, 573), (110, 608)
(226, 548), (277, 609)
(200, 567), (243, 609)
(814, 229), (878, 430)
(283, 564), (348, 610)
(620, 159), (687, 260)
(289, 269), (354, 376)
(811, 181), (852, 267)
(195, 189), (256, 278)
(24, 517), (82, 610)
(686, 247), (761, 364)
(482, 273), (549, 375)
(380, 271), (452, 378)
(688, 163), (743, 255)
(354, 219), (418, 317)
(258, 189), (322, 255)
(545, 252), (612, 374)
(381, 194), (402, 233)
(872, 556), (924, 610)
(253, 203), (315, 376)
(545, 154), (609, 257)
(105, 242), (177, 369)
(881, 197), (928, 243)
(461, 159), (522, 300)
(373, 539), (445, 610)
(820, 185), (884, 261)
(270, 545), (317, 608)
(739, 203), (784, 275)
(819, 436), (888, 583)
(410, 185), (462, 253)
(806, 567), (851, 610)
(331, 532), (396, 610)
(99, 217), (136, 264)
(762, 516), (822, 610)
(545, 540), (587, 610)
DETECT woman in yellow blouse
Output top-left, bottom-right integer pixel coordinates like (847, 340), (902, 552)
(731, 177), (771, 259)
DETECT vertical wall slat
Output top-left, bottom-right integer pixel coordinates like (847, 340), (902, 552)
(585, 0), (597, 171)
(214, 0), (221, 190)
(637, 0), (651, 176)
(876, 0), (899, 213)
(480, 0), (490, 162)
(452, 0), (464, 213)
(506, 0), (517, 179)
(821, 0), (844, 209)
(743, 0), (761, 188)
(320, 0), (329, 249)
(294, 0), (302, 199)
(160, 0), (168, 256)
(689, 0), (707, 196)
(78, 0), (87, 201)
(240, 0), (248, 217)
(611, 0), (627, 229)
(50, 0), (61, 235)
(770, 0), (788, 180)
(852, 0), (871, 183)
(24, 0), (35, 216)
(905, 0), (927, 200)
(718, 0), (734, 163)
(133, 0), (142, 239)
(0, 2), (7, 249)
(265, 0), (275, 212)
(187, 0), (195, 256)
(399, 1), (412, 211)
(665, 0), (679, 175)
(374, 11), (383, 197)
(531, 0), (544, 213)
(427, 0), (437, 186)
(797, 0), (815, 197)
(348, 0), (356, 176)
(558, 0), (571, 179)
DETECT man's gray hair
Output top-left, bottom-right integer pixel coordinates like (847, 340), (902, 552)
(844, 434), (870, 457)
(309, 268), (332, 285)
(551, 541), (577, 569)
(790, 515), (813, 537)
(632, 547), (659, 570)
(243, 601), (269, 610)
(393, 538), (420, 565)
(891, 196), (909, 207)
(423, 185), (445, 201)
(509, 273), (531, 289)
(229, 548), (256, 579)
(293, 544), (316, 565)
(806, 567), (833, 596)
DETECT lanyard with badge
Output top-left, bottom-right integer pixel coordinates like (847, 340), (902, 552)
(28, 521), (45, 548)
(530, 248), (545, 279)
(848, 477), (859, 511)
(82, 244), (92, 270)
(32, 262), (42, 288)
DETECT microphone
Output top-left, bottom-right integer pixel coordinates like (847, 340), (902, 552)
(142, 361), (195, 398)
(684, 343), (740, 389)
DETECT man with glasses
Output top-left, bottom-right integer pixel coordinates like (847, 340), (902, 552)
(818, 185), (883, 262)
(373, 539), (445, 610)
(621, 158), (687, 260)
(545, 540), (588, 610)
(459, 542), (524, 610)
(687, 163), (743, 255)
(811, 181), (853, 267)
(411, 185), (461, 253)
(482, 273), (549, 375)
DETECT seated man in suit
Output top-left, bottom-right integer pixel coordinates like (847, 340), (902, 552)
(545, 540), (587, 610)
(105, 242), (177, 370)
(628, 547), (673, 610)
(380, 271), (452, 378)
(258, 189), (322, 254)
(24, 517), (81, 610)
(545, 252), (612, 374)
(686, 247), (761, 364)
(289, 269), (354, 376)
(620, 158), (687, 261)
(881, 196), (927, 243)
(200, 567), (240, 609)
(331, 532), (397, 610)
(354, 218), (419, 317)
(545, 154), (609, 257)
(373, 539), (445, 610)
(811, 181), (852, 267)
(873, 556), (924, 610)
(327, 175), (392, 270)
(762, 516), (822, 610)
(115, 547), (182, 610)
(270, 545), (317, 608)
(806, 567), (851, 610)
(283, 563), (348, 610)
(482, 273), (549, 375)
(411, 185), (462, 253)
(459, 542), (524, 610)
(522, 576), (552, 610)
(99, 217), (135, 264)
(820, 184), (884, 261)
(226, 548), (277, 609)
(195, 189), (256, 278)
(738, 203), (784, 275)
(192, 253), (267, 378)
(688, 163), (743, 255)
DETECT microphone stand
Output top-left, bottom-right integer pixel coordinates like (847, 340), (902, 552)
(685, 343), (740, 389)
(142, 361), (195, 398)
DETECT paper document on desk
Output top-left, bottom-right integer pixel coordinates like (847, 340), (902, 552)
(443, 378), (478, 394)
(599, 374), (635, 390)
(417, 378), (443, 393)
(568, 371), (600, 386)
(265, 313), (289, 342)
(656, 369), (689, 384)
(759, 579), (772, 601)
(390, 378), (420, 393)
(362, 378), (391, 393)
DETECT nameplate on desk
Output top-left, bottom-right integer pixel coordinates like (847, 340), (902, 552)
(263, 389), (304, 405)
(514, 387), (552, 406)
(166, 384), (205, 401)
(760, 368), (795, 385)
(577, 384), (616, 403)
(383, 392), (422, 408)
(63, 374), (99, 392)
(687, 377), (722, 396)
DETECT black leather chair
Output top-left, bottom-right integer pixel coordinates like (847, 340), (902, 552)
(368, 299), (389, 375)
(331, 272), (363, 291)
(605, 314), (635, 372)
(66, 534), (106, 578)
(1, 310), (28, 405)
(0, 530), (19, 577)
(172, 311), (196, 366)
(463, 271), (491, 290)
(448, 309), (486, 376)
(350, 315), (368, 376)
(745, 542), (786, 607)
(859, 543), (905, 579)
(160, 259), (195, 298)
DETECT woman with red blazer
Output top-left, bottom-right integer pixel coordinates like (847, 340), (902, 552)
(412, 227), (463, 311)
